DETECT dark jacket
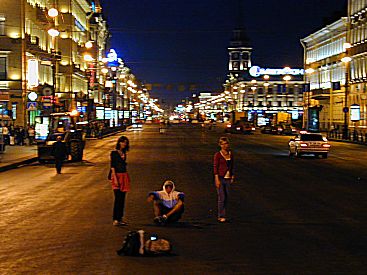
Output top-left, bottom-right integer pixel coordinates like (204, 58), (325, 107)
(51, 141), (68, 160)
(110, 150), (127, 173)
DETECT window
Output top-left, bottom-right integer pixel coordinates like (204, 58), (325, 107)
(0, 15), (4, 36)
(0, 57), (6, 80)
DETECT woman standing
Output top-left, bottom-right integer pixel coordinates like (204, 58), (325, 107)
(110, 136), (131, 226)
(213, 137), (234, 223)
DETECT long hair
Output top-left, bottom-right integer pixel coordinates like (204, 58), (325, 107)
(115, 136), (130, 152)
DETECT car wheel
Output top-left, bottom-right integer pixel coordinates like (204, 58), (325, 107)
(322, 153), (328, 159)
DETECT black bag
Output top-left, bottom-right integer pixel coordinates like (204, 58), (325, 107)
(107, 169), (112, 180)
(117, 231), (142, 256)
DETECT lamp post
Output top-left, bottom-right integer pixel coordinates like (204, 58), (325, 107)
(341, 55), (351, 139)
(263, 74), (270, 108)
(283, 75), (292, 111)
(47, 8), (60, 114)
(305, 68), (315, 129)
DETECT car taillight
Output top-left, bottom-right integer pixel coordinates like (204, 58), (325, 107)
(300, 143), (308, 147)
(300, 130), (308, 134)
(278, 128), (282, 131)
(322, 144), (331, 148)
(226, 124), (231, 128)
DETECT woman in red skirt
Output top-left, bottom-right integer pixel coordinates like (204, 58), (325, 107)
(110, 136), (131, 226)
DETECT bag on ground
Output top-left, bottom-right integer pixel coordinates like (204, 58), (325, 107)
(144, 238), (172, 256)
(117, 230), (145, 256)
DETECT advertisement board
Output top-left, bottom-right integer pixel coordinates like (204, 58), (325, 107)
(350, 104), (360, 121)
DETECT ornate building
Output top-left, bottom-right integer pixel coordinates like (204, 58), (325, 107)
(0, 0), (110, 126)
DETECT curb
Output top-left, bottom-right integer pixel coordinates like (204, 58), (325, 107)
(0, 157), (38, 173)
(329, 138), (367, 146)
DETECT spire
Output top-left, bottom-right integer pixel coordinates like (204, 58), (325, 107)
(230, 0), (250, 47)
(236, 0), (244, 29)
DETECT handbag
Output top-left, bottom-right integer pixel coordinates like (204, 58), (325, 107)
(108, 169), (112, 180)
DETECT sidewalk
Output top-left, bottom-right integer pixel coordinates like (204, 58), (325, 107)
(0, 128), (126, 173)
(0, 145), (38, 172)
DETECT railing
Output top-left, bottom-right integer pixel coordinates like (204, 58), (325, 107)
(327, 129), (367, 144)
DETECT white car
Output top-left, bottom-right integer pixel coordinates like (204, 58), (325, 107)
(288, 132), (331, 158)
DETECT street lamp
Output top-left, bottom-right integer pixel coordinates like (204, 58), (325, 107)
(283, 75), (291, 111)
(341, 56), (351, 139)
(263, 75), (270, 108)
(304, 68), (315, 129)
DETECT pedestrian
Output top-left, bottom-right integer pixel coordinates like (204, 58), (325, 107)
(51, 136), (68, 174)
(110, 135), (131, 226)
(213, 137), (235, 223)
(2, 124), (9, 145)
(28, 126), (35, 145)
(147, 180), (185, 225)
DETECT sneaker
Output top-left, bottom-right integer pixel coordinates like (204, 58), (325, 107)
(119, 221), (128, 226)
(113, 220), (128, 226)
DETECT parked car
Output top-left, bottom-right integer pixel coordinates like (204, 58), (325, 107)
(225, 121), (256, 134)
(288, 132), (331, 158)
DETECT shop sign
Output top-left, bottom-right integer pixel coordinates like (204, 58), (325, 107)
(249, 66), (304, 77)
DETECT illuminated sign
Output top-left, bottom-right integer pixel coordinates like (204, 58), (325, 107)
(249, 66), (304, 77)
(105, 108), (112, 119)
(75, 19), (86, 32)
(350, 104), (360, 121)
(27, 59), (39, 87)
(96, 107), (104, 120)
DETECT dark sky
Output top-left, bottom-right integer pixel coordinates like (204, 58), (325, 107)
(101, 0), (347, 105)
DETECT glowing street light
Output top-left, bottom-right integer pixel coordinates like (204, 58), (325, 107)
(48, 8), (59, 17)
(48, 28), (59, 37)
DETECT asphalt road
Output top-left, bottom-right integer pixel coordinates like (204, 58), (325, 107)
(0, 124), (367, 274)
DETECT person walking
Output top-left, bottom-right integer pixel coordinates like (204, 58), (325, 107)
(28, 126), (35, 145)
(213, 137), (235, 223)
(110, 136), (131, 226)
(51, 136), (68, 174)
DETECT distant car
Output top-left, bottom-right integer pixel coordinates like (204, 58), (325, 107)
(260, 125), (272, 134)
(225, 121), (256, 134)
(270, 125), (283, 135)
(281, 124), (298, 135)
(288, 132), (331, 158)
(128, 123), (143, 131)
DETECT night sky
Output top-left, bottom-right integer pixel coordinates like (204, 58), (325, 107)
(101, 0), (347, 105)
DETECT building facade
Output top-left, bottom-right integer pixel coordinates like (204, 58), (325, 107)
(0, 0), (110, 127)
(348, 0), (367, 130)
(301, 18), (348, 131)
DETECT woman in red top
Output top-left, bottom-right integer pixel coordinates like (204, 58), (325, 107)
(213, 137), (234, 223)
(110, 136), (131, 226)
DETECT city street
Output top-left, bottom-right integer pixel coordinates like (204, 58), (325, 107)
(1, 124), (367, 274)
